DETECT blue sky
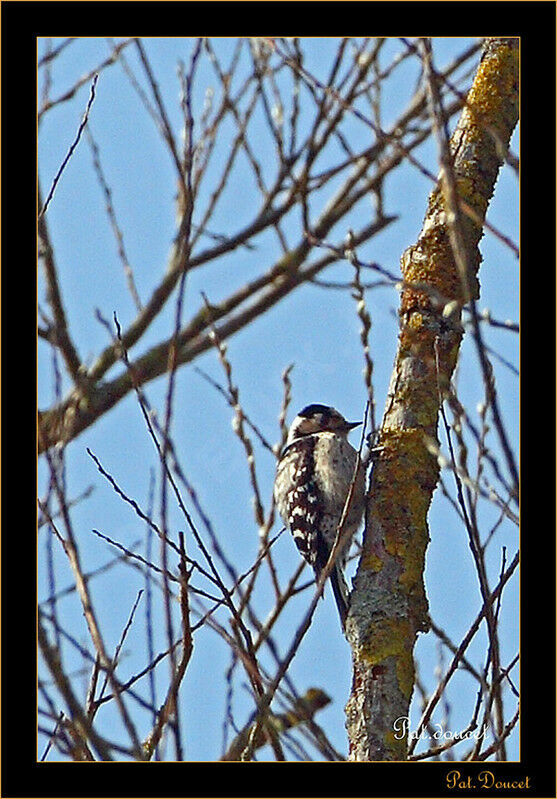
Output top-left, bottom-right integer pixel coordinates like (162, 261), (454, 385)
(38, 37), (519, 761)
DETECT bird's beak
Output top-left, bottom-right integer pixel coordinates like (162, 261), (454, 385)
(345, 420), (362, 431)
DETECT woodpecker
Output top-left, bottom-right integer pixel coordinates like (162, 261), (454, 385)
(274, 404), (366, 627)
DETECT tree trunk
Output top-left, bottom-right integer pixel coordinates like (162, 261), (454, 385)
(345, 37), (519, 761)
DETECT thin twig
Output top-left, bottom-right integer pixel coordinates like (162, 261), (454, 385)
(39, 73), (99, 219)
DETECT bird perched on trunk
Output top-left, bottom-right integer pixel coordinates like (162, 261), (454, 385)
(274, 404), (366, 627)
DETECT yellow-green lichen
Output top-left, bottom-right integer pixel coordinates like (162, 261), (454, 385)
(466, 40), (518, 135)
(361, 551), (384, 573)
(384, 728), (409, 760)
(372, 429), (437, 599)
(360, 618), (415, 700)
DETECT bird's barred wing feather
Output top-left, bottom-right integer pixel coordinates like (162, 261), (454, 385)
(275, 439), (329, 572)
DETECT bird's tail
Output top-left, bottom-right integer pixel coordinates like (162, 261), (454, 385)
(329, 565), (349, 628)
